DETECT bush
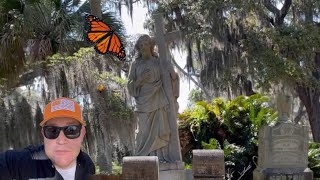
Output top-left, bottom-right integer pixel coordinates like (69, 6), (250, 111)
(308, 142), (320, 178)
(179, 94), (277, 180)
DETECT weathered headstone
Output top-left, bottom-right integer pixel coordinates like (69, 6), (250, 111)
(122, 156), (159, 180)
(253, 93), (313, 180)
(192, 149), (225, 180)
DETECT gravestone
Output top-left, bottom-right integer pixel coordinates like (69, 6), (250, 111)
(122, 156), (159, 180)
(253, 93), (313, 180)
(192, 149), (225, 180)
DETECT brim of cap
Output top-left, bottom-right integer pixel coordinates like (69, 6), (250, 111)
(40, 116), (86, 127)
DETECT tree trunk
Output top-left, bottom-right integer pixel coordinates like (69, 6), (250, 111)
(296, 85), (320, 142)
(90, 0), (102, 19)
(34, 102), (43, 144)
(0, 101), (7, 151)
(295, 51), (320, 142)
(293, 101), (306, 124)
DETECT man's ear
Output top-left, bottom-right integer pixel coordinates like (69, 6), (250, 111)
(41, 127), (44, 137)
(82, 126), (86, 137)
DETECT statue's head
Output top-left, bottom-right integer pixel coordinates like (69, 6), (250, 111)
(135, 34), (157, 59)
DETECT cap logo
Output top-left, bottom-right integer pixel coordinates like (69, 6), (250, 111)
(51, 99), (75, 112)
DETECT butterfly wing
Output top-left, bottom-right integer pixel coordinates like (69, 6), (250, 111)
(96, 33), (126, 61)
(85, 15), (111, 43)
(85, 14), (126, 61)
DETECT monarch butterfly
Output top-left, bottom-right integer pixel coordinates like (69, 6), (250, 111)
(85, 14), (126, 61)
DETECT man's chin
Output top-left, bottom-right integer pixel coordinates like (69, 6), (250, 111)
(53, 159), (76, 169)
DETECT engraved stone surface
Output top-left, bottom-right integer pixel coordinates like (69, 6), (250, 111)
(256, 123), (309, 169)
(192, 150), (225, 178)
(270, 123), (308, 168)
(122, 156), (159, 180)
(253, 94), (312, 180)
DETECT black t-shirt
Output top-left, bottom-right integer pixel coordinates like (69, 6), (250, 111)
(0, 145), (95, 180)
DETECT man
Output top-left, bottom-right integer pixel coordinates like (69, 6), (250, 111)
(0, 97), (95, 179)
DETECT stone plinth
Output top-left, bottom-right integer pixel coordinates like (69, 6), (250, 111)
(192, 149), (225, 179)
(159, 161), (185, 171)
(159, 169), (192, 180)
(122, 156), (159, 180)
(159, 161), (190, 180)
(254, 167), (313, 180)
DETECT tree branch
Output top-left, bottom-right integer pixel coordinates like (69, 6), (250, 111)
(264, 0), (292, 26)
(263, 0), (280, 17)
(170, 53), (212, 101)
(256, 5), (274, 27)
(293, 101), (306, 124)
(280, 0), (292, 21)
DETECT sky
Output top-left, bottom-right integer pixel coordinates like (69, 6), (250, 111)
(120, 3), (195, 112)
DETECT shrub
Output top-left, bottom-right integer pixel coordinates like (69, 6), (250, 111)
(179, 93), (277, 179)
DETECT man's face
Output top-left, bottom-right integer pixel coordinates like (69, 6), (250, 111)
(42, 117), (86, 169)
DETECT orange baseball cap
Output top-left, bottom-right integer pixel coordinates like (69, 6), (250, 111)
(40, 97), (86, 126)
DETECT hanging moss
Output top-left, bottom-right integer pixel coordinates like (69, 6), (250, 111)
(1, 47), (135, 173)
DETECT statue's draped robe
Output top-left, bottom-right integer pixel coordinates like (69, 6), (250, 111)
(127, 57), (172, 161)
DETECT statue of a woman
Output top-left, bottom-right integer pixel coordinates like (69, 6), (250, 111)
(127, 35), (181, 163)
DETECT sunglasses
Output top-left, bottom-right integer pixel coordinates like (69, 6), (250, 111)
(43, 125), (82, 139)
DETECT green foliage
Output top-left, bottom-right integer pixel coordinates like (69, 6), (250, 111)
(224, 94), (277, 140)
(111, 161), (122, 175)
(95, 72), (128, 87)
(185, 163), (192, 170)
(308, 142), (320, 178)
(223, 141), (246, 163)
(243, 25), (320, 88)
(0, 0), (23, 14)
(188, 88), (203, 103)
(109, 92), (133, 119)
(179, 93), (276, 179)
(0, 0), (127, 85)
(47, 48), (96, 66)
(201, 138), (220, 149)
(222, 94), (276, 178)
(179, 100), (221, 147)
(46, 48), (133, 120)
(155, 1), (320, 138)
(95, 161), (122, 175)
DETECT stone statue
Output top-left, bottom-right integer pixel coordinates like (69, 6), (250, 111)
(127, 34), (181, 163)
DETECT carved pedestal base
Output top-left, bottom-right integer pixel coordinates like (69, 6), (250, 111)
(253, 167), (313, 180)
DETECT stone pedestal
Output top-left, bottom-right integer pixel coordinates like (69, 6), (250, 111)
(159, 161), (185, 171)
(192, 149), (225, 179)
(159, 161), (191, 180)
(122, 156), (159, 180)
(159, 169), (191, 180)
(253, 167), (313, 180)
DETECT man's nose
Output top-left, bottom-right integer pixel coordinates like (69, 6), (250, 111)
(56, 131), (67, 144)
